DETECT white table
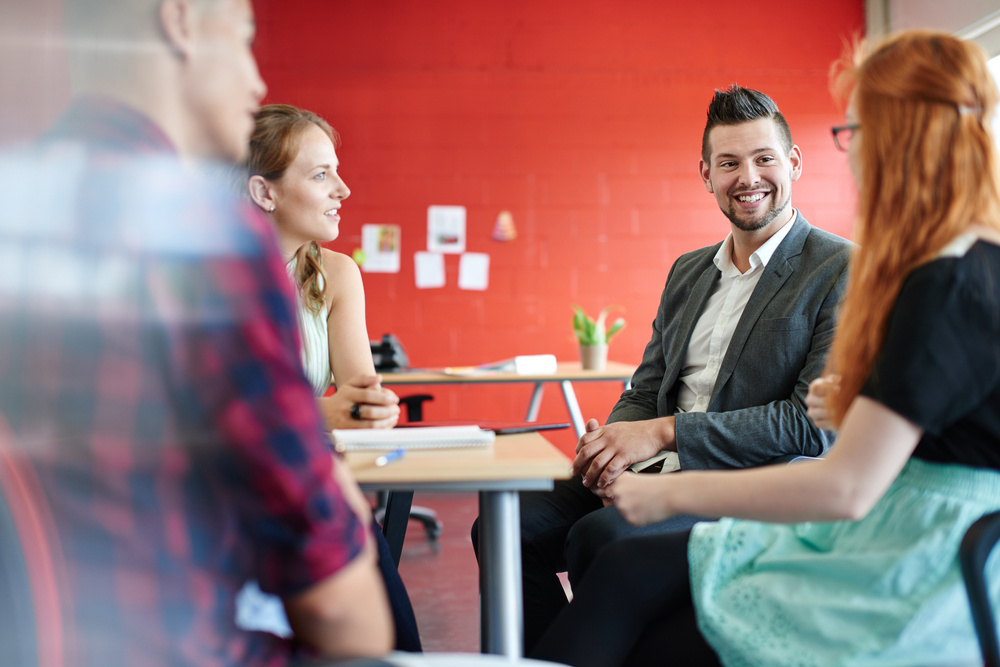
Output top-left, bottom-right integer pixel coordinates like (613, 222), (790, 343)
(381, 361), (636, 438)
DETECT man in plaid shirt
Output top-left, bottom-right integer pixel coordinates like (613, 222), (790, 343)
(0, 0), (393, 665)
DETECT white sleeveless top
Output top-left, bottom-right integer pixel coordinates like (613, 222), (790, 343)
(287, 257), (333, 397)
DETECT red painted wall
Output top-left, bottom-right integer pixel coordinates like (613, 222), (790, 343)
(1, 1), (865, 454)
(254, 0), (865, 453)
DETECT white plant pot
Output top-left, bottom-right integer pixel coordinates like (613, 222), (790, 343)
(579, 343), (608, 371)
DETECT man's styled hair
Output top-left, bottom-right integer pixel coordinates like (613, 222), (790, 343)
(701, 85), (793, 162)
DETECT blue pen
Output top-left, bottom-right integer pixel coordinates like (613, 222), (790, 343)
(375, 448), (406, 467)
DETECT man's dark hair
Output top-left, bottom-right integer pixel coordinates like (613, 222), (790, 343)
(701, 85), (793, 162)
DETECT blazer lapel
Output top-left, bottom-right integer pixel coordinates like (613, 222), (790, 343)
(711, 214), (809, 401)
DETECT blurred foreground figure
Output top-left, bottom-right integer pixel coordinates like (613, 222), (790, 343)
(0, 0), (393, 665)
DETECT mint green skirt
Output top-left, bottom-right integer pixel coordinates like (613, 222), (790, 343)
(689, 459), (1000, 666)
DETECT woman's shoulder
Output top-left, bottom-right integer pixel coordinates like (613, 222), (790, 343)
(903, 239), (1000, 326)
(319, 247), (363, 279)
(318, 247), (364, 310)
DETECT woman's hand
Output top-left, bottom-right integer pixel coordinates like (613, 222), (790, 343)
(610, 472), (675, 526)
(806, 374), (840, 431)
(320, 373), (400, 430)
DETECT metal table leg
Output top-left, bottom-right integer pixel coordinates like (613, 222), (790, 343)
(525, 382), (544, 422)
(560, 380), (586, 438)
(478, 489), (523, 657)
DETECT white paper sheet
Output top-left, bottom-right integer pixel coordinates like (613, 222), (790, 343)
(427, 205), (466, 254)
(360, 224), (401, 273)
(458, 252), (490, 291)
(414, 251), (446, 288)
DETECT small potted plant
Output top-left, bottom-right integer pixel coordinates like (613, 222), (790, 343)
(572, 305), (625, 371)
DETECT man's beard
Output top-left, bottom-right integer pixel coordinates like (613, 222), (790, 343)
(723, 191), (790, 232)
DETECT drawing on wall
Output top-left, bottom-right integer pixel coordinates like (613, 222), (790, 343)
(427, 205), (466, 254)
(492, 210), (517, 241)
(360, 224), (401, 273)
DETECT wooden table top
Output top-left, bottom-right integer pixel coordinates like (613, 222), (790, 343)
(344, 431), (572, 486)
(379, 360), (636, 385)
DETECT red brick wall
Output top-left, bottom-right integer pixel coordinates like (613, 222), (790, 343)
(254, 0), (864, 453)
(1, 1), (863, 454)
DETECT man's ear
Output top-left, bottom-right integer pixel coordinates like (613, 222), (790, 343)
(248, 175), (275, 212)
(159, 0), (196, 59)
(699, 159), (714, 193)
(788, 144), (803, 182)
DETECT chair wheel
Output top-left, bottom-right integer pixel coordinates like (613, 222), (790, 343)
(425, 522), (442, 541)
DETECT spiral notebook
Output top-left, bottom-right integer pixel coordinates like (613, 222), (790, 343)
(331, 425), (496, 452)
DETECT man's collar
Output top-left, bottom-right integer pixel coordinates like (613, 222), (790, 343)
(43, 96), (177, 155)
(714, 209), (799, 276)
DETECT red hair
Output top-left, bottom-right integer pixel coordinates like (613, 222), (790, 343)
(826, 30), (1000, 424)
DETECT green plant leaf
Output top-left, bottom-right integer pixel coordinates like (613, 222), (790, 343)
(572, 305), (595, 345)
(571, 305), (625, 346)
(593, 308), (609, 344)
(606, 317), (626, 342)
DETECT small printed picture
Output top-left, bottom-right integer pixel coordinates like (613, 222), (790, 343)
(360, 224), (401, 273)
(427, 205), (466, 254)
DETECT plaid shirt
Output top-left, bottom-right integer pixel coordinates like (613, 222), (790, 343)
(0, 99), (366, 667)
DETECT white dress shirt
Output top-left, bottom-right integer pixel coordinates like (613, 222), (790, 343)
(631, 214), (797, 474)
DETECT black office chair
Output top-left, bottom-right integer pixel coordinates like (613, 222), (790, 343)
(960, 510), (1000, 667)
(374, 394), (443, 565)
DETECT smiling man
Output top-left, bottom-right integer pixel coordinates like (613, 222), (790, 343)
(501, 85), (854, 652)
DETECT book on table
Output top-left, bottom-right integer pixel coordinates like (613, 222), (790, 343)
(331, 425), (496, 452)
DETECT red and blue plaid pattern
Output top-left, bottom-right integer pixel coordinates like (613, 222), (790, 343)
(0, 99), (366, 667)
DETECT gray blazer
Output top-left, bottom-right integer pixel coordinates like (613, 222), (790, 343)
(608, 211), (852, 470)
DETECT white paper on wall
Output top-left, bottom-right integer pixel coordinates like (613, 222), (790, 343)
(458, 252), (490, 291)
(414, 251), (446, 288)
(360, 224), (401, 273)
(427, 205), (466, 254)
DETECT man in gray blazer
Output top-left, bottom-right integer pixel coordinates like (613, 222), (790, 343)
(503, 85), (853, 651)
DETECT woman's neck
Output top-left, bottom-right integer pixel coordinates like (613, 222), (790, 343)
(966, 222), (1000, 247)
(276, 233), (306, 263)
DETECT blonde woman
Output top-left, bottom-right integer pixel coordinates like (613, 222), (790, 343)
(247, 104), (399, 430)
(244, 104), (419, 651)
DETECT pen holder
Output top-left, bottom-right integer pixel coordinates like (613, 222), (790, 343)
(579, 343), (608, 371)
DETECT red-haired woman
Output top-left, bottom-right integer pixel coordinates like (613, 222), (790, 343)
(532, 30), (1000, 667)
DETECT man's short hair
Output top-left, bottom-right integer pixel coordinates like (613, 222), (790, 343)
(61, 0), (219, 42)
(701, 85), (793, 162)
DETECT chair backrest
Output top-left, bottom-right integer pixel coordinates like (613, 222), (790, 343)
(960, 510), (1000, 667)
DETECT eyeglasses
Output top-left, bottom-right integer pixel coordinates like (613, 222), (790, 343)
(831, 124), (860, 152)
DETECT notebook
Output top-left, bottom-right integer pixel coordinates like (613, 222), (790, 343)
(331, 425), (496, 452)
(396, 420), (571, 435)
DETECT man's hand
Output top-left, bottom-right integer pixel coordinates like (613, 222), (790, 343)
(805, 374), (840, 432)
(610, 472), (675, 526)
(572, 417), (675, 491)
(320, 374), (401, 431)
